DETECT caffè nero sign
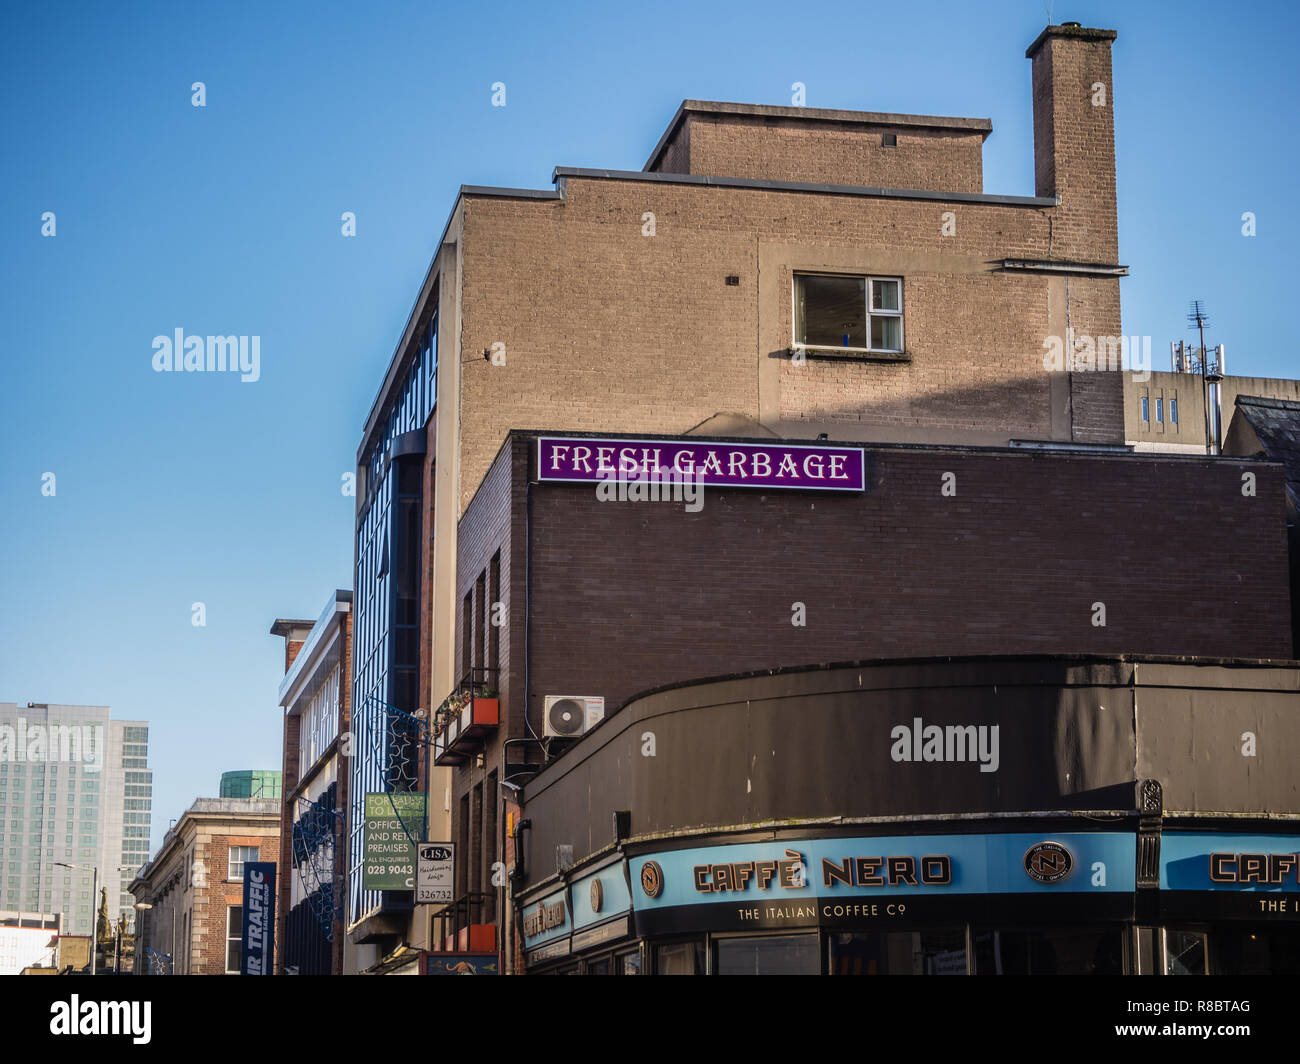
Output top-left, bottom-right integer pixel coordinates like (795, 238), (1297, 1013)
(523, 897), (567, 938)
(537, 436), (867, 492)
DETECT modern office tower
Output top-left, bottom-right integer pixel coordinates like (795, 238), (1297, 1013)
(0, 703), (151, 936)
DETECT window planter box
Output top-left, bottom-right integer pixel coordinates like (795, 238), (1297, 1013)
(433, 684), (499, 766)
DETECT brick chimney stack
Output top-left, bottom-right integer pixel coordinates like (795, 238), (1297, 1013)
(1027, 23), (1119, 264)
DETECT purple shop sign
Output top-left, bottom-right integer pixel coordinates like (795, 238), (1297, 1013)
(536, 436), (866, 492)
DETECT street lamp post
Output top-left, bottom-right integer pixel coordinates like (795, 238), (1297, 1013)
(54, 861), (96, 974)
(54, 862), (136, 974)
(133, 902), (153, 975)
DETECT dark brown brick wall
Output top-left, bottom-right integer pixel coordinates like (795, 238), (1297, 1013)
(453, 436), (522, 726)
(450, 435), (1292, 907)
(518, 439), (1292, 717)
(449, 432), (1293, 955)
(447, 439), (528, 933)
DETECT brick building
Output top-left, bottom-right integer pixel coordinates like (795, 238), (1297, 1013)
(271, 591), (353, 974)
(443, 430), (1295, 973)
(345, 22), (1298, 973)
(129, 798), (279, 975)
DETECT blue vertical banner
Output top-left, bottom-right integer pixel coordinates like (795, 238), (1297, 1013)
(241, 861), (276, 975)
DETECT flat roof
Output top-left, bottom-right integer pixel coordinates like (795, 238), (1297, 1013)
(269, 618), (313, 637)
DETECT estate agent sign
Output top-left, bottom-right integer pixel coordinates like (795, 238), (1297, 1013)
(363, 792), (426, 891)
(417, 842), (455, 905)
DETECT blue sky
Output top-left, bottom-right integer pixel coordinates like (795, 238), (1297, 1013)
(1, 0), (1295, 852)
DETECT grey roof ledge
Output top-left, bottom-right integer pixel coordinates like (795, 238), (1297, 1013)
(1001, 258), (1129, 276)
(459, 184), (562, 201)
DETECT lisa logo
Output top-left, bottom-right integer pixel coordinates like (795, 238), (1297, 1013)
(1024, 842), (1073, 883)
(640, 860), (664, 898)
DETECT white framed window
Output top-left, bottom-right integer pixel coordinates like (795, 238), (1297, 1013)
(226, 906), (242, 974)
(228, 845), (259, 881)
(1155, 398), (1164, 424)
(1170, 399), (1178, 424)
(1141, 396), (1150, 423)
(300, 664), (341, 778)
(794, 273), (904, 353)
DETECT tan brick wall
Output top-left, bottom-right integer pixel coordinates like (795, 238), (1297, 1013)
(362, 29), (1125, 522)
(1029, 28), (1119, 262)
(682, 114), (985, 194)
(778, 270), (1051, 432)
(456, 169), (1122, 511)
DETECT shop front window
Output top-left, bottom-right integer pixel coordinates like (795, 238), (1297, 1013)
(1164, 930), (1208, 975)
(656, 940), (706, 975)
(715, 933), (819, 975)
(828, 928), (967, 975)
(1207, 928), (1300, 975)
(973, 927), (1123, 975)
(617, 949), (642, 975)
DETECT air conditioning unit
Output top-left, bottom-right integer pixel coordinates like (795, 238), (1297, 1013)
(543, 696), (605, 738)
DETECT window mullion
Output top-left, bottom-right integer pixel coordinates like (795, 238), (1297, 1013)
(865, 280), (874, 351)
